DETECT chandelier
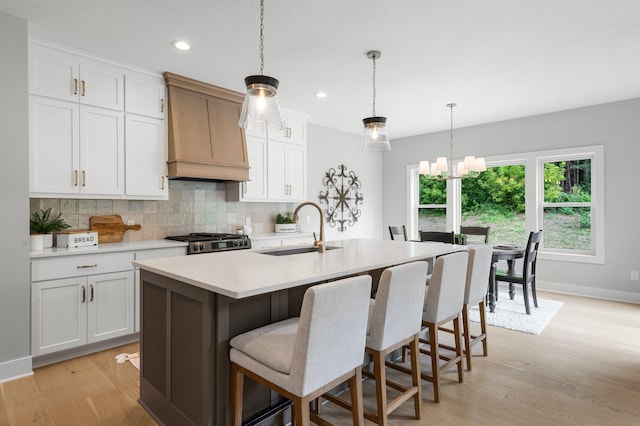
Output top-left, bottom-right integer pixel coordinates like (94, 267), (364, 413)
(238, 0), (283, 133)
(419, 103), (486, 180)
(361, 50), (391, 153)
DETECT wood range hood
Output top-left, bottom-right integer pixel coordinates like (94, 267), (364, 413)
(164, 72), (249, 182)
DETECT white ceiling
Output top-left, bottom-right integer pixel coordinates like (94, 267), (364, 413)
(2, 0), (640, 139)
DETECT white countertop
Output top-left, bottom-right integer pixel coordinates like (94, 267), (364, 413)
(133, 238), (467, 299)
(29, 239), (188, 259)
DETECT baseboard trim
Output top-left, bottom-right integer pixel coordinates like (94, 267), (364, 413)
(0, 355), (33, 383)
(538, 280), (640, 304)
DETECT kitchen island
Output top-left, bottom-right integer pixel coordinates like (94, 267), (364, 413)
(133, 238), (465, 426)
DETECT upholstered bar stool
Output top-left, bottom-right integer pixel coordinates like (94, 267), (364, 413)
(439, 245), (493, 371)
(322, 261), (428, 425)
(418, 251), (468, 402)
(230, 275), (372, 426)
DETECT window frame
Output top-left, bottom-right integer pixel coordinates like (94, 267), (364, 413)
(406, 145), (604, 264)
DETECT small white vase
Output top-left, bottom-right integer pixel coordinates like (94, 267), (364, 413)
(242, 224), (252, 236)
(30, 234), (44, 251)
(43, 233), (53, 248)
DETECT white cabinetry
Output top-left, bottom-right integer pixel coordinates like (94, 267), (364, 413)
(28, 41), (167, 200)
(31, 252), (134, 356)
(29, 96), (124, 196)
(29, 45), (124, 110)
(227, 110), (307, 202)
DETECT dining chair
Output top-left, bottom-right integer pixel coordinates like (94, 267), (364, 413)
(415, 251), (468, 402)
(230, 276), (372, 426)
(439, 245), (493, 371)
(419, 231), (455, 244)
(321, 261), (428, 424)
(495, 230), (542, 315)
(460, 225), (490, 244)
(388, 225), (407, 241)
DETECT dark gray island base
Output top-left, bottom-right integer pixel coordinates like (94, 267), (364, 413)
(134, 238), (466, 425)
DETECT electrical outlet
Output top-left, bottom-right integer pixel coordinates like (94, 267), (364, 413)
(631, 271), (639, 281)
(127, 219), (135, 225)
(306, 215), (311, 224)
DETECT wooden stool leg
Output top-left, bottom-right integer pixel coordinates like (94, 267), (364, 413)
(453, 315), (464, 383)
(230, 363), (244, 426)
(429, 324), (440, 403)
(293, 396), (310, 426)
(479, 300), (488, 356)
(373, 350), (388, 426)
(462, 304), (472, 371)
(350, 366), (365, 426)
(410, 334), (422, 420)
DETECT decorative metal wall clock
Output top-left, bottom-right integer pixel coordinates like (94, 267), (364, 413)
(318, 164), (364, 232)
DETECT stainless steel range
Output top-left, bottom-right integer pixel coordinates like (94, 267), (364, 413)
(166, 233), (251, 255)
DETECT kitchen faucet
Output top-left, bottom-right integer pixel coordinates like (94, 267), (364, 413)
(293, 202), (325, 253)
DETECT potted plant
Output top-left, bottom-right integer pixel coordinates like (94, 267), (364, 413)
(275, 213), (297, 233)
(30, 208), (71, 248)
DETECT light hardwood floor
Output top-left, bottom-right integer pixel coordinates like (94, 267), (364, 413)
(1, 291), (638, 425)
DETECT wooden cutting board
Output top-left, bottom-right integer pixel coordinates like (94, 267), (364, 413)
(90, 215), (142, 243)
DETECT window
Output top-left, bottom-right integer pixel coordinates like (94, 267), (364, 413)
(407, 145), (604, 263)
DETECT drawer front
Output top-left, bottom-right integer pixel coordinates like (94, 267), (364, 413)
(32, 251), (135, 282)
(135, 247), (186, 261)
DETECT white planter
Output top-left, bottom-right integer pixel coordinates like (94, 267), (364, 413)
(43, 233), (53, 248)
(30, 234), (44, 251)
(275, 224), (297, 233)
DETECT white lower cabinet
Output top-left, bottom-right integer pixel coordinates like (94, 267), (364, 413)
(31, 271), (134, 356)
(31, 251), (135, 357)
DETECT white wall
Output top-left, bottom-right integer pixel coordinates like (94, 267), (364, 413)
(0, 12), (32, 382)
(305, 123), (384, 241)
(383, 99), (640, 302)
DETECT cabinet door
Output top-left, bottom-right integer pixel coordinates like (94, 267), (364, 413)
(125, 114), (167, 199)
(79, 62), (124, 111)
(80, 106), (125, 195)
(87, 271), (134, 343)
(243, 135), (268, 200)
(125, 74), (166, 119)
(29, 47), (79, 101)
(287, 144), (306, 201)
(268, 112), (306, 145)
(29, 96), (80, 195)
(32, 277), (88, 355)
(267, 140), (288, 200)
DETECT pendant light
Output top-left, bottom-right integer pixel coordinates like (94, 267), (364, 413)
(238, 0), (283, 133)
(419, 103), (486, 179)
(361, 50), (391, 153)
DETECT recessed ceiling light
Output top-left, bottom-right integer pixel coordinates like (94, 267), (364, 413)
(171, 40), (191, 51)
(315, 92), (327, 98)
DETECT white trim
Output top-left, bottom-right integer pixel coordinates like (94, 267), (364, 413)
(0, 356), (33, 383)
(538, 280), (640, 304)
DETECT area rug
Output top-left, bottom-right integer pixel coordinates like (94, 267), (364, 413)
(115, 352), (140, 370)
(468, 293), (563, 334)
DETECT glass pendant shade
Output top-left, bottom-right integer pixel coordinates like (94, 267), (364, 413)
(238, 75), (284, 133)
(361, 116), (391, 153)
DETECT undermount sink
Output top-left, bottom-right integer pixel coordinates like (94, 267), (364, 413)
(259, 246), (341, 256)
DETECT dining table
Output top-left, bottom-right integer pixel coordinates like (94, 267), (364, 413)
(488, 244), (525, 313)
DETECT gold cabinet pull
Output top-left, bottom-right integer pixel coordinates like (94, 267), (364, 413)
(74, 170), (79, 186)
(161, 98), (165, 113)
(81, 285), (86, 303)
(73, 79), (78, 95)
(90, 284), (94, 302)
(82, 170), (86, 187)
(77, 264), (98, 269)
(161, 175), (165, 190)
(81, 80), (86, 96)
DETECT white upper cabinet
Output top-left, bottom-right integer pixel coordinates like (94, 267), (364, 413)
(28, 40), (167, 199)
(227, 110), (307, 202)
(29, 44), (124, 111)
(125, 114), (167, 198)
(29, 97), (124, 196)
(125, 74), (166, 119)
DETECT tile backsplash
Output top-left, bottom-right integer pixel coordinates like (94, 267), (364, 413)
(30, 181), (295, 242)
